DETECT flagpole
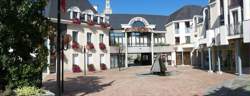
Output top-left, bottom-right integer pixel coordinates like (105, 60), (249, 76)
(57, 0), (62, 95)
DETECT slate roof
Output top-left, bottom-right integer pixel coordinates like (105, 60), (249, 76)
(47, 0), (97, 20)
(108, 14), (169, 31)
(169, 5), (203, 21)
(108, 5), (203, 31)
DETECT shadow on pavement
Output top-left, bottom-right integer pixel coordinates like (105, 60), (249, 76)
(43, 76), (115, 96)
(205, 86), (250, 96)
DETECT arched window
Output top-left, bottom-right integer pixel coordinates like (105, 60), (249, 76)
(132, 21), (145, 27)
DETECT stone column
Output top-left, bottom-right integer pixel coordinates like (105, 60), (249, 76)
(151, 32), (154, 65)
(208, 47), (213, 73)
(125, 32), (128, 68)
(217, 47), (222, 74)
(235, 40), (242, 75)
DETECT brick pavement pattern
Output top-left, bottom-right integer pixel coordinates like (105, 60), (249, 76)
(43, 66), (235, 96)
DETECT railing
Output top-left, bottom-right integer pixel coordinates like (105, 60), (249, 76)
(185, 28), (192, 33)
(228, 22), (243, 36)
(175, 29), (180, 34)
(127, 43), (151, 47)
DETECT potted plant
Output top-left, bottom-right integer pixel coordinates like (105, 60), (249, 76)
(87, 19), (95, 26)
(72, 64), (82, 73)
(99, 42), (106, 50)
(88, 64), (96, 72)
(72, 18), (81, 25)
(100, 63), (107, 70)
(87, 42), (95, 50)
(72, 41), (79, 50)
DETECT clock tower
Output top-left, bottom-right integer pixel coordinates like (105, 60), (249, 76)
(103, 0), (112, 14)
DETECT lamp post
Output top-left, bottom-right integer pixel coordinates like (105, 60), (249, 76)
(56, 0), (62, 95)
(84, 46), (87, 76)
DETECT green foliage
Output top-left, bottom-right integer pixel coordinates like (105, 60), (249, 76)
(0, 0), (51, 91)
(15, 86), (45, 96)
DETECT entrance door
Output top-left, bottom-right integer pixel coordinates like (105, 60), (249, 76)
(141, 53), (151, 65)
(176, 52), (182, 65)
(184, 52), (191, 65)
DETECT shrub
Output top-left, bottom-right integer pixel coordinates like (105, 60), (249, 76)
(15, 86), (45, 96)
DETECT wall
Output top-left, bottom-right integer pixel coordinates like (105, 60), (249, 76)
(64, 24), (110, 72)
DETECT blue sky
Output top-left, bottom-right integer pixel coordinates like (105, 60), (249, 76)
(89, 0), (207, 15)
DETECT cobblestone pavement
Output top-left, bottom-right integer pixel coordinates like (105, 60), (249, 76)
(43, 66), (235, 96)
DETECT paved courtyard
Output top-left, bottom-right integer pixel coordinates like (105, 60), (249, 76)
(43, 66), (236, 96)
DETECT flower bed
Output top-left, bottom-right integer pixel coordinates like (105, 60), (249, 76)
(72, 64), (82, 73)
(87, 19), (95, 26)
(88, 64), (96, 72)
(72, 41), (79, 49)
(87, 42), (94, 50)
(100, 63), (107, 70)
(99, 43), (106, 50)
(72, 18), (81, 25)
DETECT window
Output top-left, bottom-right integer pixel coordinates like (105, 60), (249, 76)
(87, 33), (92, 42)
(100, 17), (104, 23)
(232, 11), (239, 24)
(93, 16), (98, 22)
(185, 36), (191, 44)
(72, 54), (79, 65)
(72, 31), (78, 42)
(100, 34), (104, 43)
(220, 0), (225, 25)
(185, 21), (190, 28)
(132, 21), (145, 27)
(109, 32), (124, 46)
(175, 23), (179, 29)
(175, 37), (180, 45)
(175, 23), (180, 34)
(73, 11), (78, 19)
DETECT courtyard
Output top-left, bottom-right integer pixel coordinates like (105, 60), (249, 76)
(43, 66), (239, 96)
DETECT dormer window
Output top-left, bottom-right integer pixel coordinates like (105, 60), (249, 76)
(100, 17), (104, 23)
(73, 11), (78, 19)
(68, 6), (81, 19)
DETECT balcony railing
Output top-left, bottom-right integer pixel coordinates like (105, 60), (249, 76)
(175, 29), (180, 34)
(185, 28), (192, 33)
(228, 22), (243, 36)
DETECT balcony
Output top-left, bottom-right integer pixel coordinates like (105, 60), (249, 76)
(175, 29), (180, 34)
(228, 23), (243, 39)
(185, 28), (192, 33)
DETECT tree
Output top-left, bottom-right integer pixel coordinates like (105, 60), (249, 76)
(0, 0), (51, 91)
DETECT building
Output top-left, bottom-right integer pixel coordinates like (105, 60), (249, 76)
(43, 0), (250, 76)
(45, 0), (111, 73)
(196, 0), (250, 75)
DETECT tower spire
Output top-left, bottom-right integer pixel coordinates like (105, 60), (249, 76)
(104, 0), (112, 14)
